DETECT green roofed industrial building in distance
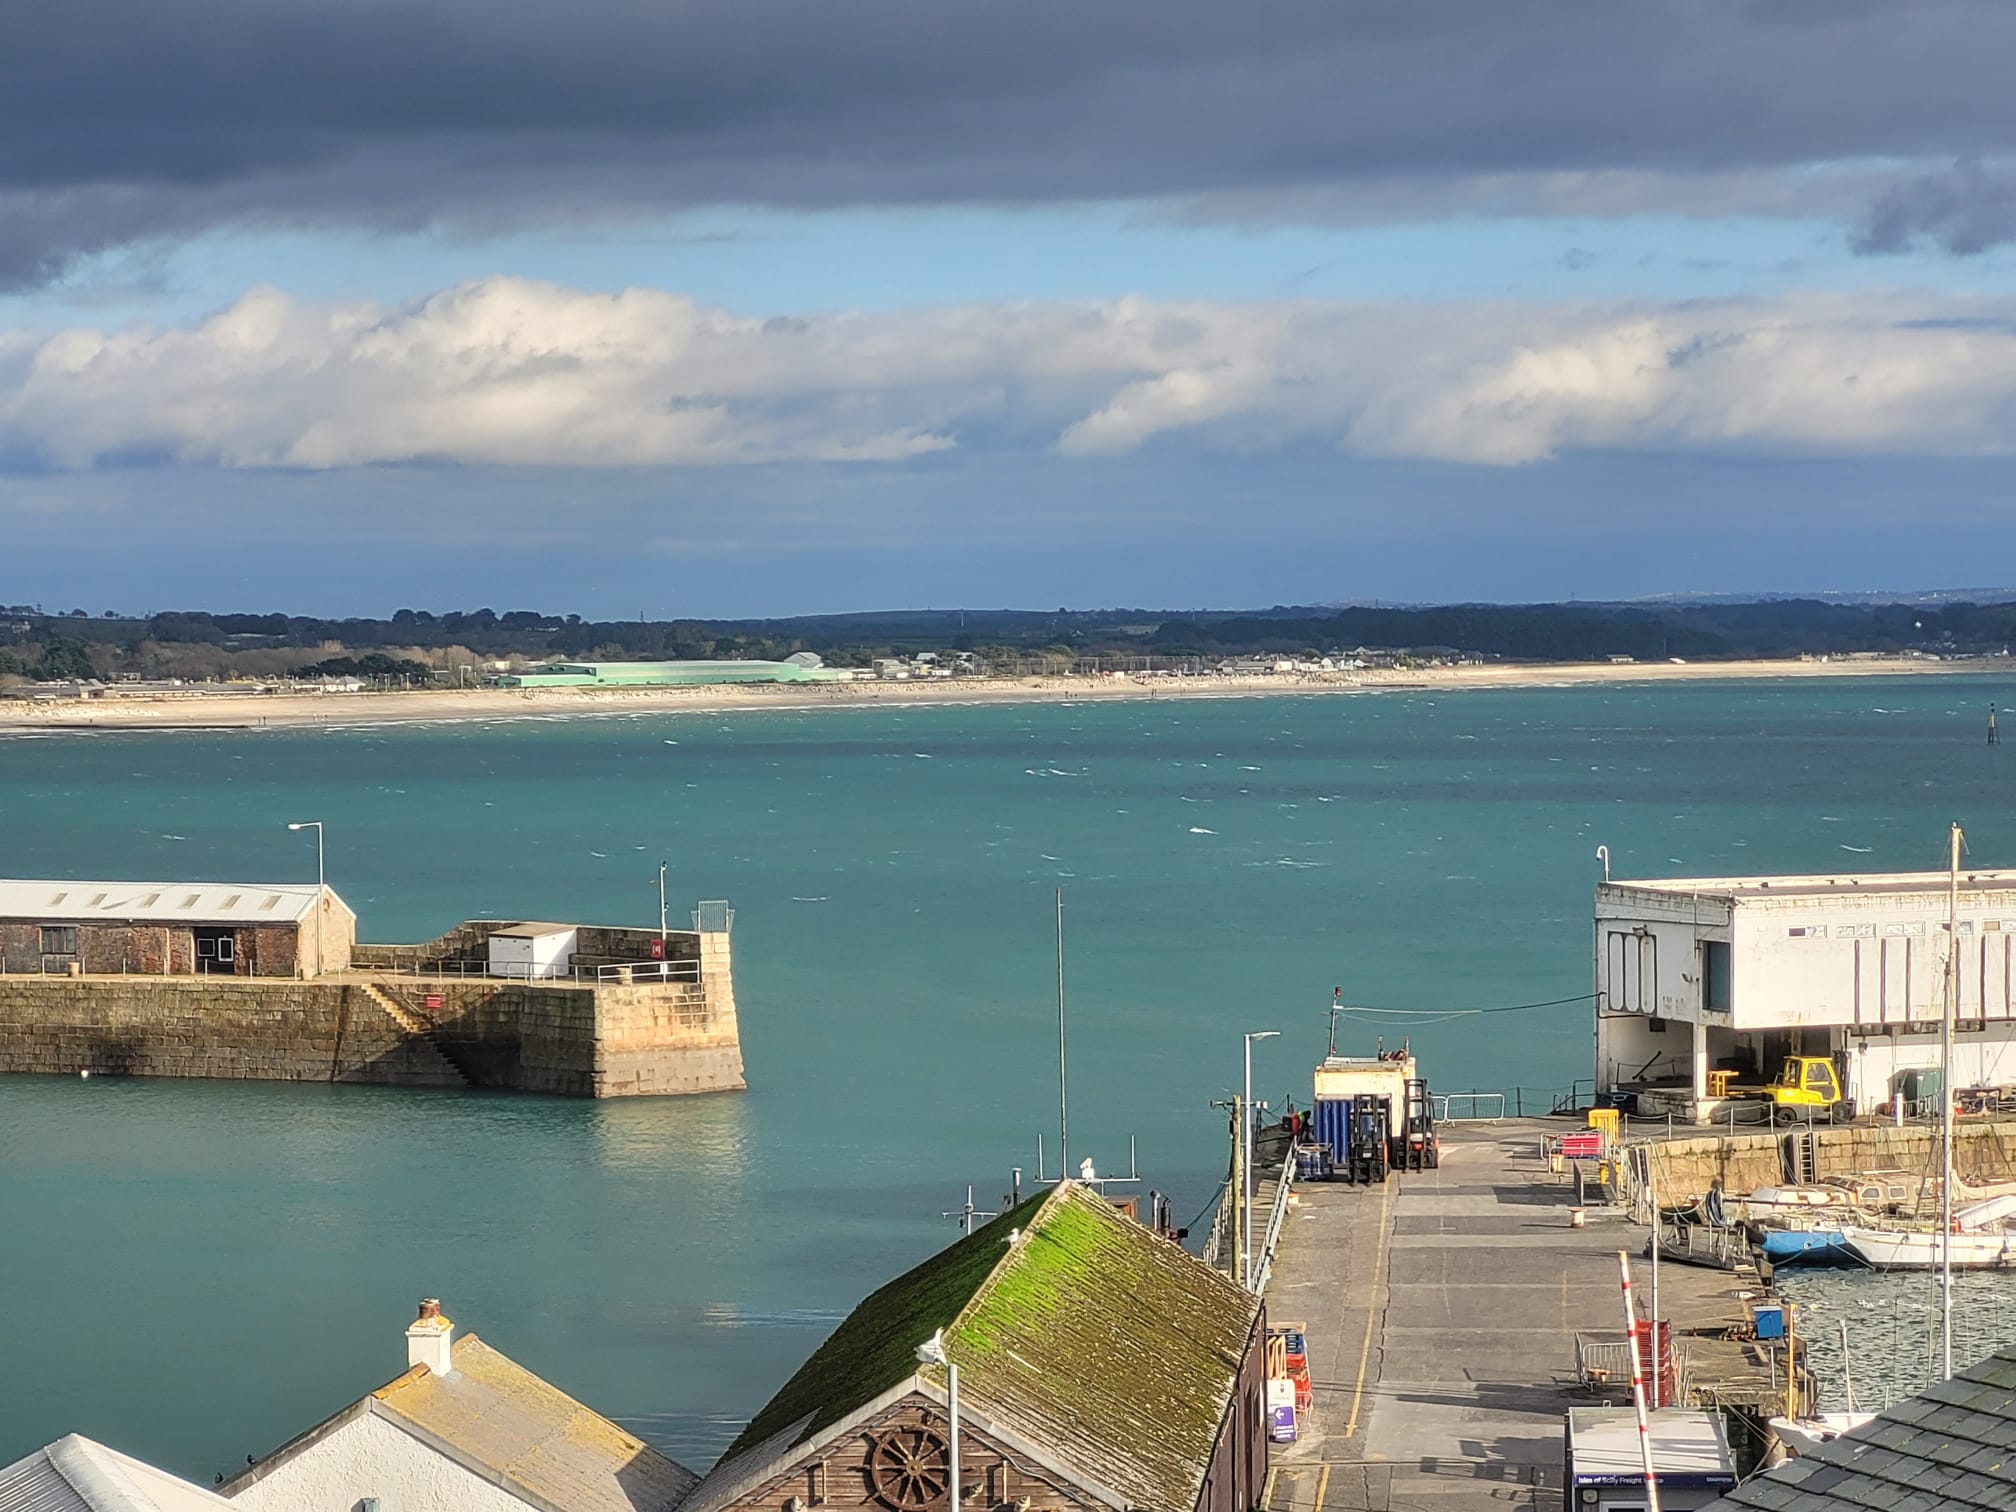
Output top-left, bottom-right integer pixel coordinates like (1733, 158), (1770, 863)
(495, 655), (847, 688)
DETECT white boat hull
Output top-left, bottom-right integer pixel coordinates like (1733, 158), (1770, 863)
(1770, 1414), (1877, 1455)
(1839, 1226), (2016, 1269)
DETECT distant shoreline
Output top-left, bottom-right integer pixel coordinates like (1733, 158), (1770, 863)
(0, 657), (2003, 736)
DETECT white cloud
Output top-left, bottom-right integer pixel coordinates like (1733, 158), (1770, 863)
(6, 278), (2016, 471)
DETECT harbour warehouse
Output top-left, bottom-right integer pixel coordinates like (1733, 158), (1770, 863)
(0, 878), (744, 1097)
(1595, 867), (2016, 1120)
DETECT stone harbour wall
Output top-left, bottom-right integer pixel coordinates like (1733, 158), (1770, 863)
(1643, 1118), (2016, 1200)
(0, 976), (462, 1087)
(0, 930), (747, 1098)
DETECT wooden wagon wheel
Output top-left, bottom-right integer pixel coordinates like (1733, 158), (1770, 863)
(865, 1426), (951, 1512)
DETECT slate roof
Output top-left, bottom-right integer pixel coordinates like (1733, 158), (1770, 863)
(1705, 1345), (2016, 1512)
(702, 1181), (1263, 1512)
(226, 1333), (698, 1512)
(0, 880), (345, 927)
(0, 1435), (232, 1512)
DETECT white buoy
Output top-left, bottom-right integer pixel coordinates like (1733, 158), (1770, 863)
(79, 1069), (90, 1079)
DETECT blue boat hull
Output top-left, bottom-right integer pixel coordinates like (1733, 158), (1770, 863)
(1759, 1228), (1854, 1264)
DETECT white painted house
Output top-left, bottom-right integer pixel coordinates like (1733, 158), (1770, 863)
(1595, 869), (2016, 1120)
(223, 1299), (697, 1512)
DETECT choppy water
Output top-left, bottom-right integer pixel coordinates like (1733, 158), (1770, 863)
(1778, 1267), (2016, 1409)
(5, 675), (2015, 1476)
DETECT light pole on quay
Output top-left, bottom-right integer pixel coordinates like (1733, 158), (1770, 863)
(1243, 1029), (1280, 1290)
(287, 821), (324, 976)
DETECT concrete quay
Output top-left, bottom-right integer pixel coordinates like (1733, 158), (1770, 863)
(1261, 1119), (1778, 1512)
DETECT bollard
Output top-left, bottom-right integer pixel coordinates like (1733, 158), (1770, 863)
(1569, 1207), (1587, 1228)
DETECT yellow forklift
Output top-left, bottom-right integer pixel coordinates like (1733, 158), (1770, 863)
(1734, 1056), (1852, 1124)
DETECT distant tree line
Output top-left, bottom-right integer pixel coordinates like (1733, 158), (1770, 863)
(2, 597), (2014, 686)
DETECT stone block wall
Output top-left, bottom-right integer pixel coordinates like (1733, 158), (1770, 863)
(0, 919), (747, 1098)
(1643, 1118), (2016, 1200)
(0, 976), (462, 1087)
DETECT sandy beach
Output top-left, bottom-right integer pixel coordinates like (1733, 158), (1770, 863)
(0, 656), (2000, 734)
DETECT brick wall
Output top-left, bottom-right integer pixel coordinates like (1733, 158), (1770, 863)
(0, 920), (304, 977)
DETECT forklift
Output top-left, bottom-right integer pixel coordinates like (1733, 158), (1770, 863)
(1732, 1055), (1853, 1124)
(1339, 1093), (1391, 1184)
(1392, 1076), (1440, 1171)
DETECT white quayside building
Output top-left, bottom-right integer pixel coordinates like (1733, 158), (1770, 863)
(1595, 867), (2016, 1121)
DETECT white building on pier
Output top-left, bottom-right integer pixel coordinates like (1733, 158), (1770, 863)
(1594, 869), (2016, 1120)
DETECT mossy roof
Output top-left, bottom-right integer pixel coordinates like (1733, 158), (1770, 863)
(722, 1189), (1052, 1460)
(717, 1183), (1261, 1511)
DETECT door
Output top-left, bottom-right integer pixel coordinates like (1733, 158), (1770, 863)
(193, 927), (236, 975)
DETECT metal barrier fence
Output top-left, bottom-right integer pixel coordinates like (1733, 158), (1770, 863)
(1574, 1334), (1633, 1391)
(1435, 1091), (1506, 1123)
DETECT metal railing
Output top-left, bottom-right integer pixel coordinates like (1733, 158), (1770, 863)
(1435, 1091), (1507, 1123)
(362, 956), (701, 985)
(594, 959), (702, 983)
(1248, 1151), (1300, 1295)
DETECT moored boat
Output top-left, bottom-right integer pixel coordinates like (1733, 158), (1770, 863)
(1837, 1225), (2016, 1269)
(1757, 1226), (1854, 1265)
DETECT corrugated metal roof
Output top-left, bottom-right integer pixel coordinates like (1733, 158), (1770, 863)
(376, 1336), (697, 1512)
(0, 1437), (231, 1512)
(0, 881), (341, 926)
(1706, 1344), (2016, 1512)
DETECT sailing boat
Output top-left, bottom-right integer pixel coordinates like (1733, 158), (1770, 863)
(1836, 828), (2013, 1299)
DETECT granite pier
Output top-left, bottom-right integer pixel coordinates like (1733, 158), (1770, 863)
(0, 881), (744, 1098)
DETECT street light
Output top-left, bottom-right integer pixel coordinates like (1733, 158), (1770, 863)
(915, 1330), (960, 1512)
(1243, 1030), (1281, 1290)
(287, 821), (324, 977)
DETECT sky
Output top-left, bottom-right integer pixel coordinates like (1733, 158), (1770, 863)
(8, 2), (2016, 617)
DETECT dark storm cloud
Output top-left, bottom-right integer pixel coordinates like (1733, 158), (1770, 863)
(1855, 159), (2016, 255)
(6, 0), (2016, 283)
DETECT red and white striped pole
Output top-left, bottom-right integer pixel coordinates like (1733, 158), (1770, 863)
(1617, 1249), (1663, 1512)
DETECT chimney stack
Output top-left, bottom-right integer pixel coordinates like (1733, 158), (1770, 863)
(405, 1298), (454, 1376)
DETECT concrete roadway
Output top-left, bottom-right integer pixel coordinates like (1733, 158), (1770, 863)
(1261, 1118), (1754, 1512)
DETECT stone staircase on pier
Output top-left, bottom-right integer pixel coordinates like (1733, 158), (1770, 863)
(354, 981), (474, 1087)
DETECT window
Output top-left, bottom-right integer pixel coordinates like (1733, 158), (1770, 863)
(1701, 940), (1732, 1012)
(40, 926), (77, 955)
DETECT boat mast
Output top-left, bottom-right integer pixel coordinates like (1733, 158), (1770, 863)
(1942, 821), (1961, 1381)
(1056, 887), (1069, 1179)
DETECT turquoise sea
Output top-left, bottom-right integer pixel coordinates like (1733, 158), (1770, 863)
(3, 676), (2012, 1476)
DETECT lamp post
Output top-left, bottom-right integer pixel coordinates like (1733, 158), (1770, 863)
(287, 821), (325, 977)
(658, 862), (669, 954)
(915, 1330), (960, 1512)
(1243, 1030), (1280, 1290)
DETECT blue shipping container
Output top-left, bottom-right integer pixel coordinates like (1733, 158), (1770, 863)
(1311, 1097), (1351, 1159)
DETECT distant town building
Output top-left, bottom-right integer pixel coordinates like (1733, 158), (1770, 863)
(224, 1299), (698, 1512)
(688, 1181), (1267, 1512)
(0, 880), (353, 978)
(497, 660), (844, 688)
